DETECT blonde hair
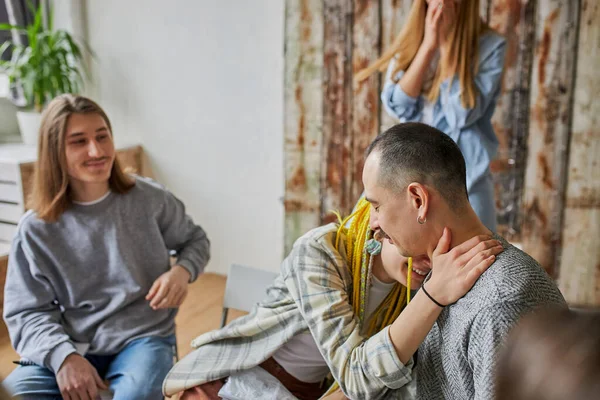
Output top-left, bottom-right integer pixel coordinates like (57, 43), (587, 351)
(31, 94), (134, 222)
(355, 0), (486, 108)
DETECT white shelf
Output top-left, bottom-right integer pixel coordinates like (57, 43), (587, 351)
(0, 143), (37, 164)
(0, 241), (11, 258)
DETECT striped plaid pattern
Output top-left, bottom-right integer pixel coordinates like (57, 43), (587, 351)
(163, 223), (413, 399)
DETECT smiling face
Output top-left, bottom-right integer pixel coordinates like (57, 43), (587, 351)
(64, 112), (116, 187)
(379, 240), (431, 289)
(363, 152), (429, 258)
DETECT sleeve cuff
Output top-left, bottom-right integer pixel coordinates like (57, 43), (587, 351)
(381, 81), (423, 122)
(386, 82), (420, 108)
(175, 259), (198, 282)
(364, 326), (414, 389)
(47, 341), (77, 373)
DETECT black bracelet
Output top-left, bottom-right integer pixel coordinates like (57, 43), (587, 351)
(421, 284), (446, 308)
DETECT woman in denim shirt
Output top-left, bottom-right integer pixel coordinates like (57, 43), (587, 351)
(356, 0), (506, 231)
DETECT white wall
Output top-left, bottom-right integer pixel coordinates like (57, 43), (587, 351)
(0, 74), (20, 139)
(83, 0), (285, 274)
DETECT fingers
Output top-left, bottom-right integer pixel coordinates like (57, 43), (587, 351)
(457, 239), (502, 267)
(427, 0), (443, 21)
(432, 227), (452, 258)
(61, 386), (85, 400)
(464, 255), (496, 287)
(86, 385), (98, 400)
(431, 0), (444, 26)
(154, 287), (187, 309)
(426, 0), (438, 20)
(450, 234), (493, 257)
(155, 288), (176, 309)
(461, 245), (503, 273)
(145, 280), (160, 301)
(93, 369), (108, 390)
(74, 388), (85, 400)
(155, 295), (171, 309)
(149, 269), (190, 309)
(150, 283), (170, 309)
(80, 374), (97, 400)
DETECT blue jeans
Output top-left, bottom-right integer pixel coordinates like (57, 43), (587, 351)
(3, 334), (175, 400)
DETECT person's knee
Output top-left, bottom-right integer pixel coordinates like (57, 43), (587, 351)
(3, 365), (59, 396)
(112, 378), (163, 400)
(109, 335), (175, 400)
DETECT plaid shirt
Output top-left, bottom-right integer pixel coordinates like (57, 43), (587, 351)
(163, 223), (413, 399)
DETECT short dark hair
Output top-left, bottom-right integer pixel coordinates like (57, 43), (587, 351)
(365, 122), (469, 209)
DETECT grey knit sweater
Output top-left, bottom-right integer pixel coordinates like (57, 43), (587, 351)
(4, 176), (210, 374)
(415, 235), (566, 399)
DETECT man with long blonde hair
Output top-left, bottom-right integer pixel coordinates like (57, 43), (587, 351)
(3, 94), (210, 400)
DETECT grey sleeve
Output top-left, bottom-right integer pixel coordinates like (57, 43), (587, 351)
(468, 302), (523, 400)
(156, 189), (210, 282)
(3, 236), (76, 373)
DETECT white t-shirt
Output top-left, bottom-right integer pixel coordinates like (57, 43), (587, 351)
(72, 190), (111, 206)
(272, 275), (396, 383)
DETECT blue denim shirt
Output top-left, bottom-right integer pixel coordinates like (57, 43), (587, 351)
(381, 32), (507, 192)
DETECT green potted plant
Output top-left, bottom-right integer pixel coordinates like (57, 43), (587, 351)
(0, 2), (89, 145)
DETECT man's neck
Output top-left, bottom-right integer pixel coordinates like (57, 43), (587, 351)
(427, 208), (493, 257)
(449, 223), (492, 249)
(70, 180), (110, 203)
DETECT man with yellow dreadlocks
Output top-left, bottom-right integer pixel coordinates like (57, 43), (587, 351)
(162, 187), (501, 396)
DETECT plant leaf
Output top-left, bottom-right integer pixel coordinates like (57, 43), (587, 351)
(0, 0), (92, 108)
(0, 23), (27, 32)
(0, 41), (11, 60)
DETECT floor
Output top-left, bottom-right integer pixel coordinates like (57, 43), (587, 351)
(0, 272), (246, 380)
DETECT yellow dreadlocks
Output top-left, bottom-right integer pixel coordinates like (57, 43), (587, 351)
(336, 197), (410, 336)
(324, 198), (411, 396)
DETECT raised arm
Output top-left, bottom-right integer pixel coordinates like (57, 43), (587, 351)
(389, 229), (502, 364)
(381, 0), (443, 121)
(284, 228), (502, 399)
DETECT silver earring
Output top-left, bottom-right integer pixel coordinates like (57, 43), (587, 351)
(417, 215), (426, 225)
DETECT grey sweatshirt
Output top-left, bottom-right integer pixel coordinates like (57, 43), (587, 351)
(3, 176), (210, 374)
(415, 235), (566, 399)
